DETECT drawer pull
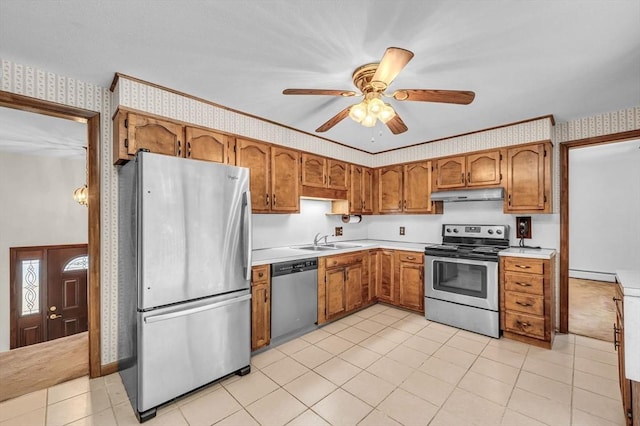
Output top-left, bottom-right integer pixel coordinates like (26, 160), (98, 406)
(258, 272), (264, 278)
(515, 301), (532, 307)
(613, 296), (622, 303)
(515, 264), (531, 269)
(613, 323), (620, 350)
(516, 320), (531, 327)
(406, 256), (416, 260)
(515, 282), (532, 287)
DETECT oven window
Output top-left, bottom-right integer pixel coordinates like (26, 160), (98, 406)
(433, 260), (487, 298)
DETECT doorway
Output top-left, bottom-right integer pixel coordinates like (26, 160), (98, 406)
(0, 91), (101, 402)
(10, 244), (88, 349)
(559, 129), (640, 336)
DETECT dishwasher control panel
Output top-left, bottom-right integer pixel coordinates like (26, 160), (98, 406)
(271, 258), (318, 276)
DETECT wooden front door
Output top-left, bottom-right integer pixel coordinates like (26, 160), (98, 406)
(10, 244), (88, 349)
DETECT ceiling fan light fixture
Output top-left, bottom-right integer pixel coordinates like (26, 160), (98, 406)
(349, 101), (368, 122)
(378, 104), (396, 123)
(367, 97), (385, 116)
(73, 184), (88, 206)
(361, 114), (376, 127)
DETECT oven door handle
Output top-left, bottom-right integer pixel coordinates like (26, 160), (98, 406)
(425, 255), (496, 267)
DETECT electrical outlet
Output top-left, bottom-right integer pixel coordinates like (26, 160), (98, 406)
(399, 226), (405, 236)
(516, 216), (532, 239)
(335, 226), (343, 236)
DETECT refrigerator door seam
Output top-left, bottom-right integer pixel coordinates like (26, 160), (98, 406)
(144, 294), (252, 324)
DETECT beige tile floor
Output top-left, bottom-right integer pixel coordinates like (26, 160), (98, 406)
(0, 305), (626, 426)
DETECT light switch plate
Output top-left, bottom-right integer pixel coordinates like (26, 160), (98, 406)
(400, 226), (405, 236)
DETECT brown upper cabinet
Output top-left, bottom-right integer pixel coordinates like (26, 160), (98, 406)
(236, 138), (300, 213)
(350, 165), (374, 214)
(504, 141), (552, 213)
(377, 161), (440, 214)
(113, 110), (235, 165)
(434, 150), (502, 190)
(301, 154), (349, 191)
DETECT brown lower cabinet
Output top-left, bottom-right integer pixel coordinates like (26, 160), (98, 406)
(251, 265), (270, 351)
(374, 249), (424, 313)
(499, 254), (555, 349)
(614, 283), (637, 425)
(318, 251), (374, 324)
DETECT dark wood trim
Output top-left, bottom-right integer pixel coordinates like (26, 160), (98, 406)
(374, 115), (556, 154)
(100, 361), (119, 376)
(110, 73), (372, 155)
(559, 129), (640, 334)
(0, 90), (102, 380)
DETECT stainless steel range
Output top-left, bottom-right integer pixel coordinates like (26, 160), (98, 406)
(424, 224), (509, 338)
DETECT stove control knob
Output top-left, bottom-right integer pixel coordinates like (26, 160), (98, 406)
(453, 229), (459, 233)
(488, 229), (494, 235)
(496, 229), (503, 235)
(446, 228), (452, 233)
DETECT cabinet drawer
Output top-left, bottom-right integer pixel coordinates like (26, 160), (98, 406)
(504, 257), (544, 275)
(252, 265), (270, 284)
(505, 312), (545, 339)
(396, 251), (423, 264)
(504, 272), (544, 295)
(505, 291), (544, 316)
(325, 251), (365, 268)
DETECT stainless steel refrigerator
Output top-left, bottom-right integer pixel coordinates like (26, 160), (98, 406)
(117, 151), (252, 422)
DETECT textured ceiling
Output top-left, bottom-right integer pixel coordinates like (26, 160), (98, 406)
(1, 0), (639, 153)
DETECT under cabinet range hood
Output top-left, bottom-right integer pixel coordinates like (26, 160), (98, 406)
(430, 187), (504, 202)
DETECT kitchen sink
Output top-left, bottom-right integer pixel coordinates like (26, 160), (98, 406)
(293, 243), (362, 251)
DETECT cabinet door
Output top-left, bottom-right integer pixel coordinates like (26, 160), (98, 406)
(398, 261), (424, 312)
(271, 147), (300, 212)
(345, 264), (363, 311)
(506, 144), (546, 211)
(127, 113), (183, 157)
(466, 150), (502, 187)
(236, 139), (270, 213)
(435, 156), (466, 189)
(378, 166), (403, 213)
(302, 153), (326, 188)
(251, 282), (270, 350)
(403, 162), (432, 213)
(362, 168), (374, 214)
(326, 268), (346, 320)
(350, 165), (363, 214)
(377, 250), (395, 303)
(328, 160), (349, 190)
(185, 127), (229, 163)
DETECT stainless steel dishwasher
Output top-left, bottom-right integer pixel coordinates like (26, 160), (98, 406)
(271, 258), (318, 344)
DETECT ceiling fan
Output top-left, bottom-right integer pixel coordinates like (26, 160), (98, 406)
(283, 47), (475, 135)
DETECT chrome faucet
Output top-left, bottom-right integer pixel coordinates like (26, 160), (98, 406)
(313, 232), (330, 246)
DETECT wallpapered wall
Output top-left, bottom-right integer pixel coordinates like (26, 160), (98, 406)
(2, 58), (639, 366)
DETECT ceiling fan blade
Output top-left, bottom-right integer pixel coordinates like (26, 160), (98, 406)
(385, 114), (408, 135)
(283, 88), (357, 97)
(316, 107), (351, 132)
(371, 47), (414, 88)
(392, 89), (475, 105)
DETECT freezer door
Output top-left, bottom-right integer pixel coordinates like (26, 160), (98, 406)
(137, 152), (251, 309)
(137, 291), (251, 412)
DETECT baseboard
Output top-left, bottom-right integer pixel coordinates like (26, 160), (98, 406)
(569, 270), (616, 282)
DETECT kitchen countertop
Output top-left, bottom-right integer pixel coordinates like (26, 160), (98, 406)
(616, 269), (640, 381)
(499, 247), (556, 259)
(616, 269), (640, 297)
(252, 239), (434, 265)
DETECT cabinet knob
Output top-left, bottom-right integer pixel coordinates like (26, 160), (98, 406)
(258, 272), (264, 278)
(516, 320), (531, 328)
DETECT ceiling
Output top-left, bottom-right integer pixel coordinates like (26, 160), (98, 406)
(1, 0), (639, 154)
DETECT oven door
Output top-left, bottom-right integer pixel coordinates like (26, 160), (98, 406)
(425, 255), (498, 311)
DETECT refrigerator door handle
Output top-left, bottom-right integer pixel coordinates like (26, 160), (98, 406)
(144, 294), (252, 324)
(242, 190), (252, 281)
